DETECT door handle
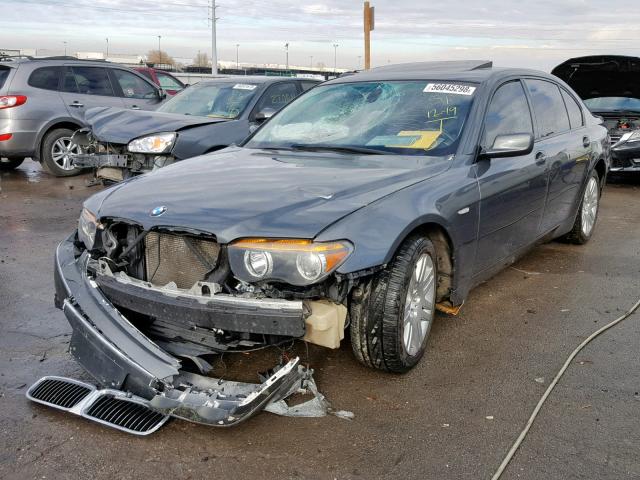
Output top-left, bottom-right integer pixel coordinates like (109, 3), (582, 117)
(582, 136), (590, 148)
(131, 105), (141, 110)
(535, 152), (546, 165)
(69, 102), (84, 108)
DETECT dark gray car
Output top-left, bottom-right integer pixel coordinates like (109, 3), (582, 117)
(45, 61), (608, 429)
(71, 76), (320, 183)
(0, 56), (165, 176)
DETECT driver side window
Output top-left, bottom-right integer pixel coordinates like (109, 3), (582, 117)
(484, 81), (533, 147)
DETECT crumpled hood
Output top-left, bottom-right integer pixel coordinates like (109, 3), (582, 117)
(84, 106), (229, 144)
(552, 55), (640, 100)
(85, 147), (450, 242)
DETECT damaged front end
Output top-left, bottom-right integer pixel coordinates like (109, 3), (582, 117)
(604, 117), (640, 172)
(71, 129), (177, 183)
(44, 213), (350, 430)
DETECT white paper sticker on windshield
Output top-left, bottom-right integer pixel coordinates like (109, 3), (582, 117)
(424, 83), (476, 95)
(233, 83), (257, 90)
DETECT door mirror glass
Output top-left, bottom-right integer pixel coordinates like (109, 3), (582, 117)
(254, 107), (276, 122)
(481, 133), (534, 159)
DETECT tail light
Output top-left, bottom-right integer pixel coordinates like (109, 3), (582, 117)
(0, 95), (27, 109)
(0, 133), (12, 141)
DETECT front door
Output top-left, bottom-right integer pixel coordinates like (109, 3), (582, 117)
(473, 79), (548, 275)
(110, 69), (163, 111)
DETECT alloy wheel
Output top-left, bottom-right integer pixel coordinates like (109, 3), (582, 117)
(51, 137), (81, 171)
(403, 253), (436, 356)
(581, 176), (599, 237)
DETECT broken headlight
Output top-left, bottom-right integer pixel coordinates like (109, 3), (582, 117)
(77, 208), (99, 250)
(128, 132), (176, 153)
(625, 131), (640, 143)
(228, 239), (353, 286)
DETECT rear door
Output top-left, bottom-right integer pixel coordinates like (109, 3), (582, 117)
(474, 79), (548, 274)
(525, 79), (589, 232)
(109, 68), (162, 110)
(59, 66), (124, 122)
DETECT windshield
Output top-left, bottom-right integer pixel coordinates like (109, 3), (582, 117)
(157, 82), (258, 118)
(583, 96), (640, 113)
(246, 81), (476, 156)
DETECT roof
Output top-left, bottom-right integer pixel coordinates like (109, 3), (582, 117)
(326, 61), (554, 85)
(197, 75), (320, 85)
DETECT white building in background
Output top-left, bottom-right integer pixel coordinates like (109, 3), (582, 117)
(76, 51), (144, 65)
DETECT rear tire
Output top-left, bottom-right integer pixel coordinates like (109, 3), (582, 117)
(0, 157), (24, 171)
(41, 128), (82, 177)
(350, 235), (438, 373)
(562, 170), (601, 244)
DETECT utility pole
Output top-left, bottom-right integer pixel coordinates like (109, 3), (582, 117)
(210, 0), (218, 74)
(284, 43), (289, 71)
(158, 35), (162, 65)
(105, 38), (109, 59)
(333, 43), (339, 73)
(236, 44), (240, 69)
(363, 1), (374, 70)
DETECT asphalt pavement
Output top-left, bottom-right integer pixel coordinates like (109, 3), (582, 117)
(0, 160), (638, 480)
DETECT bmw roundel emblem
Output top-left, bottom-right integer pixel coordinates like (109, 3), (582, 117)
(150, 206), (167, 217)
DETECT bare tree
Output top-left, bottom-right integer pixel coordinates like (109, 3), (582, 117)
(146, 49), (175, 66)
(193, 52), (210, 68)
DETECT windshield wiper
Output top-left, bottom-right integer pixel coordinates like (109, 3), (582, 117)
(290, 143), (387, 155)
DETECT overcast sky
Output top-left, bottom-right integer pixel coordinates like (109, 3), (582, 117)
(2, 0), (640, 70)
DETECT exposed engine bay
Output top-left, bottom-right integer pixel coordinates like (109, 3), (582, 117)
(603, 117), (640, 145)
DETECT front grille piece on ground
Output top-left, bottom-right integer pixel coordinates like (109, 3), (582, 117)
(26, 376), (169, 435)
(144, 231), (220, 289)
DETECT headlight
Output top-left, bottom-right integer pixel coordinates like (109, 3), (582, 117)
(127, 132), (176, 153)
(78, 208), (99, 250)
(626, 130), (640, 143)
(228, 238), (353, 286)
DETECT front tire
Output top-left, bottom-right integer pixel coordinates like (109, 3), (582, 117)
(562, 171), (601, 244)
(350, 235), (438, 373)
(0, 157), (24, 171)
(41, 128), (82, 177)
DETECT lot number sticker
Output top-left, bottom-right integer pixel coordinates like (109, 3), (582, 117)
(424, 83), (476, 95)
(233, 84), (257, 90)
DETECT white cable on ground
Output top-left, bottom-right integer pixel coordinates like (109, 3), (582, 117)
(491, 297), (640, 480)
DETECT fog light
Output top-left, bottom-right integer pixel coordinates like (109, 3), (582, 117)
(296, 252), (326, 281)
(244, 250), (272, 278)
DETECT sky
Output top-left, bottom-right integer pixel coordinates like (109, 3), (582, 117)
(2, 0), (640, 71)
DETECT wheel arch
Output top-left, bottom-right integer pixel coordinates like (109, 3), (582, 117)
(36, 120), (83, 161)
(594, 156), (607, 186)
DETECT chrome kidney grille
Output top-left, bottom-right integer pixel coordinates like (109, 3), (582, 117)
(27, 376), (169, 435)
(144, 232), (220, 289)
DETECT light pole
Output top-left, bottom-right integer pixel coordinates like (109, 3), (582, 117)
(63, 41), (67, 56)
(157, 35), (162, 65)
(310, 55), (313, 69)
(284, 43), (289, 71)
(332, 43), (339, 73)
(357, 55), (362, 70)
(105, 38), (109, 59)
(236, 44), (240, 69)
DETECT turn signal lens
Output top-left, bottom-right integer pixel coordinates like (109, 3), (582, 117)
(0, 95), (27, 109)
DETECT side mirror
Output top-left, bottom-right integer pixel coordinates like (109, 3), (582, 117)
(254, 107), (276, 122)
(480, 133), (534, 159)
(157, 88), (167, 100)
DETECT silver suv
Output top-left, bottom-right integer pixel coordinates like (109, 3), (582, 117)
(0, 56), (165, 176)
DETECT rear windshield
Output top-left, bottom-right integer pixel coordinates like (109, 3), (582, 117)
(157, 81), (259, 118)
(0, 67), (10, 90)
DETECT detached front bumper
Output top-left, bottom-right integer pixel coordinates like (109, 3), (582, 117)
(52, 234), (306, 427)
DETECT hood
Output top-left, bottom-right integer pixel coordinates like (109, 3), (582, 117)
(85, 147), (450, 242)
(551, 55), (640, 100)
(84, 107), (229, 144)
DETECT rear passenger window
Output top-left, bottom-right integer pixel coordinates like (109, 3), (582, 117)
(300, 81), (318, 92)
(525, 79), (570, 138)
(71, 67), (114, 96)
(28, 67), (61, 91)
(561, 89), (583, 129)
(483, 80), (533, 147)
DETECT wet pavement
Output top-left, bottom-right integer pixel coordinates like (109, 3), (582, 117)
(0, 160), (639, 480)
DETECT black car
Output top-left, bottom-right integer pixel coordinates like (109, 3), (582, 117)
(72, 76), (320, 182)
(552, 55), (640, 173)
(44, 61), (608, 429)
